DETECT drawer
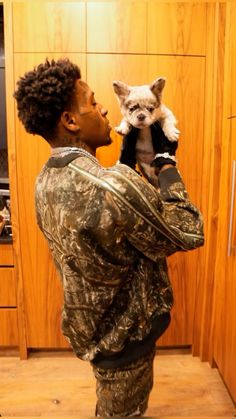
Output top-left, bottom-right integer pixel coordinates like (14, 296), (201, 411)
(0, 308), (18, 346)
(0, 268), (17, 306)
(0, 244), (14, 266)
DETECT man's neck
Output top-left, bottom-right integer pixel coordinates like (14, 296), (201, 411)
(50, 138), (95, 156)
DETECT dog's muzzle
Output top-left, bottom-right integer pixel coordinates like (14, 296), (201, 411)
(137, 113), (146, 121)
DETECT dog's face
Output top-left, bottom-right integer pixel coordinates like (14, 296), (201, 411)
(113, 78), (166, 129)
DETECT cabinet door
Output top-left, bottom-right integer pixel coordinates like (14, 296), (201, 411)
(214, 119), (236, 402)
(13, 2), (86, 53)
(0, 244), (14, 265)
(0, 268), (16, 306)
(88, 53), (205, 346)
(12, 1), (207, 349)
(213, 3), (236, 403)
(87, 1), (147, 54)
(14, 54), (85, 348)
(0, 309), (18, 346)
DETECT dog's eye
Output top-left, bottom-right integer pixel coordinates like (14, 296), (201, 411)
(147, 107), (154, 113)
(129, 105), (139, 112)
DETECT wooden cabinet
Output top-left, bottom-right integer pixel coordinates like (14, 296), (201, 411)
(0, 244), (18, 346)
(147, 2), (207, 55)
(213, 121), (236, 403)
(3, 0), (234, 365)
(12, 2), (86, 53)
(88, 53), (205, 345)
(0, 267), (16, 306)
(87, 1), (147, 54)
(9, 1), (208, 351)
(213, 3), (236, 403)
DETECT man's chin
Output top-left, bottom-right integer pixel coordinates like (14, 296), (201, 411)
(104, 136), (113, 146)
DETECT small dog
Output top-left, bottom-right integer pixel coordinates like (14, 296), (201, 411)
(113, 77), (179, 141)
(112, 77), (180, 184)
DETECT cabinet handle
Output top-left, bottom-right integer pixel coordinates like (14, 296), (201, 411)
(227, 160), (236, 256)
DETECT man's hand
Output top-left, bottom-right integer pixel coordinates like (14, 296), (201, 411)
(151, 123), (178, 169)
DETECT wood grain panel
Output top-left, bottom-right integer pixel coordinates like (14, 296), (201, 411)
(145, 55), (205, 345)
(0, 244), (14, 265)
(88, 53), (205, 345)
(87, 54), (151, 167)
(0, 308), (18, 345)
(229, 3), (236, 117)
(13, 2), (86, 53)
(0, 268), (16, 306)
(87, 1), (147, 53)
(190, 2), (219, 361)
(88, 54), (205, 200)
(214, 118), (236, 403)
(13, 54), (85, 348)
(147, 2), (207, 55)
(146, 55), (205, 206)
(212, 4), (236, 403)
(14, 125), (67, 347)
(4, 0), (28, 358)
(6, 0), (212, 354)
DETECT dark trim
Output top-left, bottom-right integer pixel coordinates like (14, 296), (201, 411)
(46, 152), (81, 168)
(91, 312), (171, 369)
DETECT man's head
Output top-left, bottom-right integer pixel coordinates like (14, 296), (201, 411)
(14, 58), (81, 142)
(14, 58), (112, 151)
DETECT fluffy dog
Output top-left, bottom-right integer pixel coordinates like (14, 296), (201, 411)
(113, 77), (179, 141)
(112, 77), (179, 184)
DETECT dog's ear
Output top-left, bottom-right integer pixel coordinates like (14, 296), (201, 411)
(150, 77), (166, 98)
(113, 81), (130, 101)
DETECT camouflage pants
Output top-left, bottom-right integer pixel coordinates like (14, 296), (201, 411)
(92, 348), (156, 417)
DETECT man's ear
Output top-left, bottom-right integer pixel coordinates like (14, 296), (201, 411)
(61, 111), (80, 132)
(113, 80), (130, 102)
(150, 77), (166, 99)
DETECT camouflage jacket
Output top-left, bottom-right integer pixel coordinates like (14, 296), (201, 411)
(35, 150), (204, 365)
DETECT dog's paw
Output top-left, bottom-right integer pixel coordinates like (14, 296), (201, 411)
(163, 126), (180, 142)
(115, 125), (131, 136)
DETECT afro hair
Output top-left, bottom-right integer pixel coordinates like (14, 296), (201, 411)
(14, 58), (81, 140)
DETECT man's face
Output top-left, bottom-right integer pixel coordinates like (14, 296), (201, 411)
(73, 80), (112, 151)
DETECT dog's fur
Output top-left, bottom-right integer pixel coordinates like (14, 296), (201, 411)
(113, 77), (179, 141)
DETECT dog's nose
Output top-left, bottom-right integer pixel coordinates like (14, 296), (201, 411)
(137, 113), (146, 121)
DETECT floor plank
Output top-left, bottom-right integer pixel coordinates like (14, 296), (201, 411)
(0, 350), (235, 417)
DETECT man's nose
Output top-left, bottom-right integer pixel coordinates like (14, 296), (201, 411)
(101, 107), (108, 117)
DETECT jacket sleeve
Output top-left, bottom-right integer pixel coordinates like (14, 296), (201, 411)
(102, 165), (204, 261)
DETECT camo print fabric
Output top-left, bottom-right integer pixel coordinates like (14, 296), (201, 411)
(93, 347), (156, 416)
(35, 151), (204, 362)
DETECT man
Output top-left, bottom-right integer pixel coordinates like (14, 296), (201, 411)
(14, 58), (204, 417)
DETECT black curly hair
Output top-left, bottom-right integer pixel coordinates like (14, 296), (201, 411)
(14, 58), (81, 141)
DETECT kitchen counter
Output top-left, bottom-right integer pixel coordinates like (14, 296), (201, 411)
(0, 236), (13, 244)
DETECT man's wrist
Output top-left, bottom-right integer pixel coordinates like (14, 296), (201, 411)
(159, 164), (175, 172)
(154, 152), (177, 164)
(155, 164), (175, 175)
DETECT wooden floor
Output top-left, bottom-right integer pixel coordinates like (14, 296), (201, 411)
(0, 349), (235, 418)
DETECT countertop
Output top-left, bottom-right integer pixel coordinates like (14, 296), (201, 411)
(0, 235), (13, 244)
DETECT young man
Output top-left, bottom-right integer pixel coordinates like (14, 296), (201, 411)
(14, 58), (204, 417)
